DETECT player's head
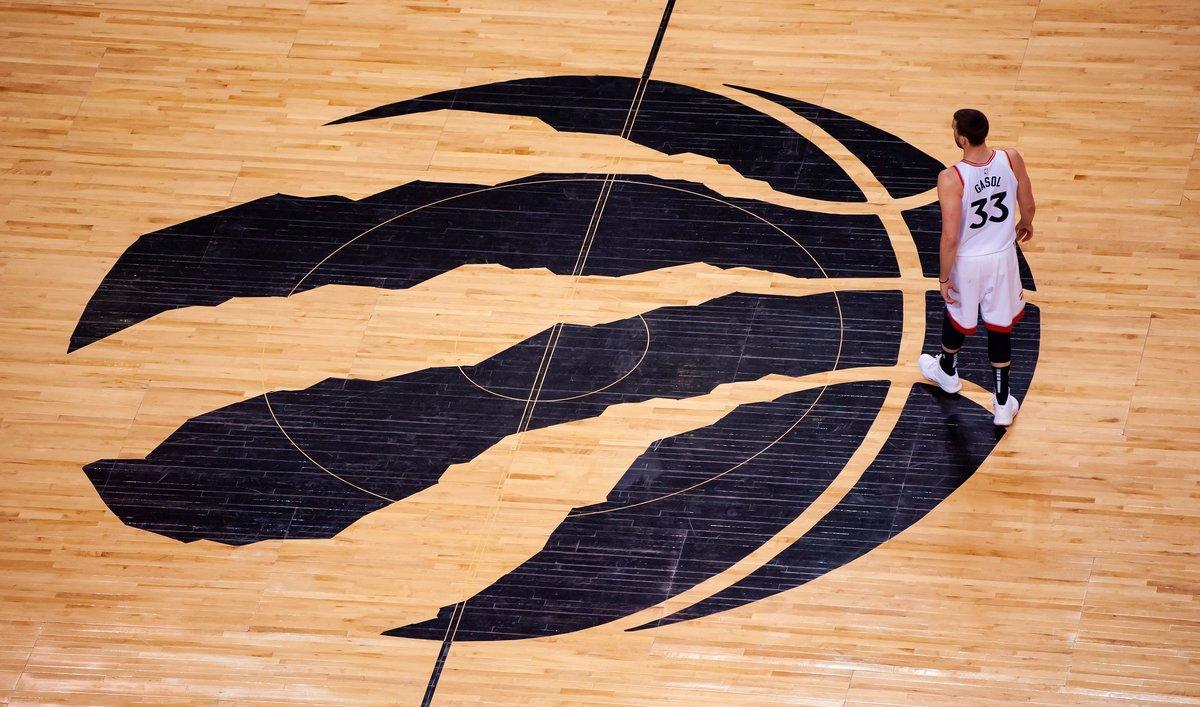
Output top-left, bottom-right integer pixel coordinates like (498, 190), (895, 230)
(952, 108), (989, 149)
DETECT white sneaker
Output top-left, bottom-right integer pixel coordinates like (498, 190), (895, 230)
(918, 353), (962, 394)
(992, 394), (1020, 426)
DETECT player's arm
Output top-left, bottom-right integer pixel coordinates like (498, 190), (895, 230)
(1006, 148), (1036, 242)
(937, 167), (963, 304)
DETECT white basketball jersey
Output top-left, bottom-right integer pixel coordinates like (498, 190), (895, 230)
(953, 149), (1017, 257)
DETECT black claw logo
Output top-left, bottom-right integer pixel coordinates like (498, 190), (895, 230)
(74, 77), (1039, 641)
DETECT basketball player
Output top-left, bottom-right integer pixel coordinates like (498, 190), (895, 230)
(918, 108), (1035, 426)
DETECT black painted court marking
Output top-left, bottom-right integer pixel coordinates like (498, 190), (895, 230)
(420, 1), (677, 703)
(70, 79), (907, 352)
(83, 175), (882, 547)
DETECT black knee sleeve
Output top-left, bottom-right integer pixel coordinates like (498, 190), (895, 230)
(941, 314), (965, 352)
(987, 329), (1011, 364)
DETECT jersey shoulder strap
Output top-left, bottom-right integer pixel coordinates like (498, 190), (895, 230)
(996, 148), (1015, 171)
(950, 162), (966, 187)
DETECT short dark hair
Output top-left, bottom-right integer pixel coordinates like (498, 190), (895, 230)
(953, 108), (989, 146)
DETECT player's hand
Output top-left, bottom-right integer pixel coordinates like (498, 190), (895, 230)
(1016, 220), (1034, 243)
(940, 279), (958, 305)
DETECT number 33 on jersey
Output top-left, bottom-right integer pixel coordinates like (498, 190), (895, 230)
(953, 150), (1018, 256)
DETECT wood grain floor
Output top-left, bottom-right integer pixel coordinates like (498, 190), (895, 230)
(2, 0), (1199, 704)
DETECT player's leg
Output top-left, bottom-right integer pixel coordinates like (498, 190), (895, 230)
(919, 311), (970, 394)
(939, 313), (966, 375)
(918, 263), (979, 394)
(987, 325), (1013, 396)
(985, 327), (1019, 426)
(981, 249), (1025, 426)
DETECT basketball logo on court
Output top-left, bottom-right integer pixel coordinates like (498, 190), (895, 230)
(72, 76), (1039, 641)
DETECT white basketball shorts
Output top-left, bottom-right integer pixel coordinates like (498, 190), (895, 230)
(945, 246), (1026, 334)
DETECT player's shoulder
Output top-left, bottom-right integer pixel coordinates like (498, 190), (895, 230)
(1001, 147), (1025, 163)
(938, 165), (963, 188)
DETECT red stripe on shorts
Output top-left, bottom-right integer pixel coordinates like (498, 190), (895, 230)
(984, 307), (1026, 334)
(946, 308), (978, 335)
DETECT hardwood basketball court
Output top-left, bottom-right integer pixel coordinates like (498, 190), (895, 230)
(2, 0), (1198, 703)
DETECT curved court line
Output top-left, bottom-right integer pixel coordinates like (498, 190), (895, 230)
(456, 315), (651, 403)
(258, 361), (395, 504)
